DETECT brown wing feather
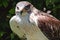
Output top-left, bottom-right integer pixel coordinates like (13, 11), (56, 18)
(38, 13), (60, 40)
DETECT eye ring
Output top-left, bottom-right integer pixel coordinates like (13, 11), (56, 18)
(24, 4), (31, 10)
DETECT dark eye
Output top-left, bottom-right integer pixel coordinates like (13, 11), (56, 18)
(17, 7), (19, 10)
(24, 4), (31, 10)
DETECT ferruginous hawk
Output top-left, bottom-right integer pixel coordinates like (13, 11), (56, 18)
(9, 1), (60, 40)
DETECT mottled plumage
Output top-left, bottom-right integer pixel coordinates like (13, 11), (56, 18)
(9, 1), (60, 40)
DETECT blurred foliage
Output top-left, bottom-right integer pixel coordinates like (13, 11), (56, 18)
(0, 0), (60, 40)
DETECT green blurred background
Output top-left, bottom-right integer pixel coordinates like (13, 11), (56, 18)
(0, 0), (60, 40)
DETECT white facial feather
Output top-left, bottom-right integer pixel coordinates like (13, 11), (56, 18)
(15, 1), (31, 13)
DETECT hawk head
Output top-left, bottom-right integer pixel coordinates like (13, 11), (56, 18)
(15, 1), (33, 16)
(15, 1), (37, 25)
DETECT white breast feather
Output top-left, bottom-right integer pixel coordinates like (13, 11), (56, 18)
(10, 15), (48, 40)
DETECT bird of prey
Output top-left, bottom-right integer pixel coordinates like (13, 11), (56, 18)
(9, 1), (60, 40)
